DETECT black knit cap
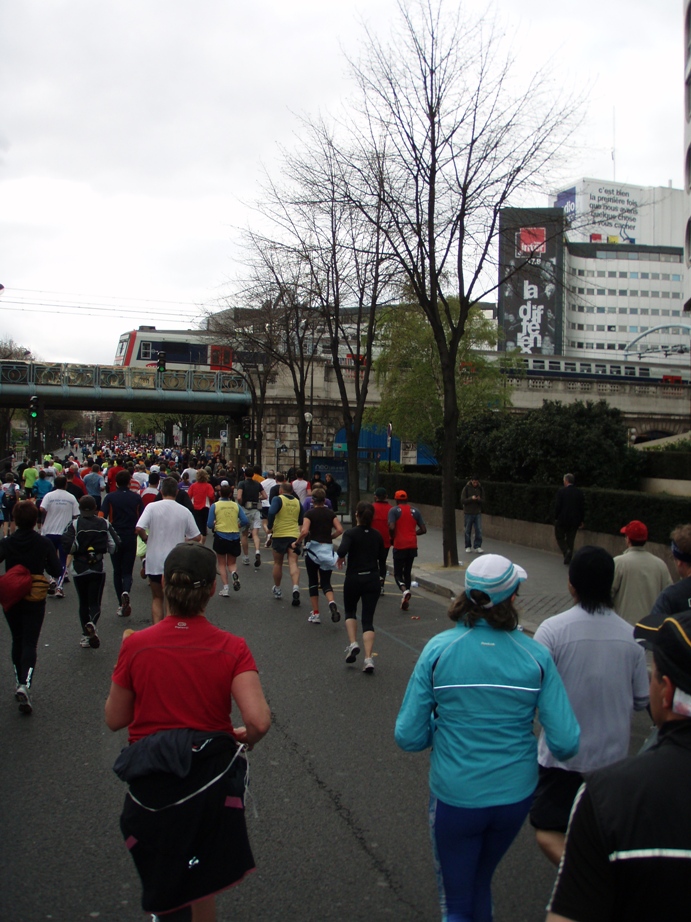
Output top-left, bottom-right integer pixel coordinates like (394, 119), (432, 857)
(568, 546), (614, 599)
(164, 543), (217, 588)
(649, 611), (691, 695)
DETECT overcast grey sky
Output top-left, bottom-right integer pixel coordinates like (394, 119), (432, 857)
(0, 0), (683, 364)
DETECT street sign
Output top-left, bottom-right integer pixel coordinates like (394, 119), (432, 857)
(279, 443), (288, 453)
(311, 443), (324, 451)
(220, 429), (228, 439)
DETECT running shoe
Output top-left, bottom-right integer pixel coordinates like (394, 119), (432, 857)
(116, 606), (122, 617)
(47, 579), (57, 596)
(120, 591), (131, 617)
(219, 586), (230, 597)
(292, 588), (300, 607)
(84, 621), (100, 649)
(465, 547), (473, 554)
(475, 547), (484, 554)
(254, 551), (261, 568)
(80, 635), (91, 648)
(15, 684), (32, 715)
(242, 556), (250, 566)
(308, 612), (321, 624)
(272, 585), (282, 599)
(329, 601), (341, 623)
(401, 589), (411, 611)
(344, 642), (360, 664)
(264, 536), (272, 548)
(362, 657), (375, 674)
(54, 587), (65, 599)
(232, 572), (241, 591)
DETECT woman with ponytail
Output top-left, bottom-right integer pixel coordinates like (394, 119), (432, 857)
(395, 554), (580, 922)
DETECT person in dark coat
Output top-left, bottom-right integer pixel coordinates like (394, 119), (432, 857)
(554, 473), (585, 565)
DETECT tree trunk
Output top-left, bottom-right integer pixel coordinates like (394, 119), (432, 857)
(440, 362), (460, 567)
(345, 428), (361, 518)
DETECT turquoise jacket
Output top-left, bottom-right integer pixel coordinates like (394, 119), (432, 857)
(395, 619), (580, 808)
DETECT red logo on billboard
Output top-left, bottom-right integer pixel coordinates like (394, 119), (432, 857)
(517, 227), (546, 255)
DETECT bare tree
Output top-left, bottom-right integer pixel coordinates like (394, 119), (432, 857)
(211, 245), (324, 471)
(341, 0), (580, 564)
(247, 121), (398, 511)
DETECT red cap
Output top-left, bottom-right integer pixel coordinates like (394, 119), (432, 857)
(394, 490), (408, 501)
(621, 520), (648, 542)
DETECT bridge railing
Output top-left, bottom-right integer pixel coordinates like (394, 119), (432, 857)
(0, 362), (247, 394)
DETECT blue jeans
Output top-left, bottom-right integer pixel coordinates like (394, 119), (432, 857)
(429, 794), (532, 922)
(464, 514), (482, 549)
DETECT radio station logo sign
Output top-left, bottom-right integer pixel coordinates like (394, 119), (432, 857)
(498, 208), (564, 356)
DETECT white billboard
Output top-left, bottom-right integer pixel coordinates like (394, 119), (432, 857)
(552, 179), (683, 248)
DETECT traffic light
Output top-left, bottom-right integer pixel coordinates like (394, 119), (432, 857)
(157, 351), (166, 372)
(241, 416), (252, 440)
(29, 396), (38, 419)
(96, 418), (102, 432)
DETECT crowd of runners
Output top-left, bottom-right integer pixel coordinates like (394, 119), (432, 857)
(0, 442), (429, 714)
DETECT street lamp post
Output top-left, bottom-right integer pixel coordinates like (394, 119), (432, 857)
(304, 412), (313, 473)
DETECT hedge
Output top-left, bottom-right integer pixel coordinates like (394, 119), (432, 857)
(377, 474), (691, 545)
(642, 452), (691, 481)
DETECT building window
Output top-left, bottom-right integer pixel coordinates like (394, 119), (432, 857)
(629, 289), (638, 296)
(662, 273), (670, 281)
(587, 288), (595, 295)
(640, 290), (649, 297)
(586, 270), (595, 277)
(672, 274), (681, 281)
(596, 344), (605, 350)
(619, 272), (628, 278)
(607, 343), (616, 349)
(577, 305), (585, 312)
(580, 363), (592, 372)
(578, 269), (585, 276)
(597, 288), (606, 295)
(672, 292), (682, 299)
(629, 326), (638, 332)
(618, 325), (628, 332)
(586, 324), (595, 331)
(629, 308), (638, 315)
(662, 291), (670, 298)
(577, 323), (584, 330)
(607, 289), (616, 296)
(618, 308), (627, 314)
(597, 270), (606, 278)
(141, 342), (152, 359)
(672, 310), (681, 316)
(607, 307), (616, 313)
(586, 306), (595, 313)
(578, 288), (585, 294)
(651, 291), (660, 298)
(651, 273), (660, 280)
(640, 309), (649, 315)
(651, 309), (660, 316)
(641, 272), (649, 279)
(608, 271), (617, 278)
(565, 362), (577, 372)
(607, 325), (616, 332)
(618, 290), (627, 296)
(597, 307), (605, 314)
(627, 252), (639, 260)
(596, 324), (605, 331)
(630, 272), (639, 279)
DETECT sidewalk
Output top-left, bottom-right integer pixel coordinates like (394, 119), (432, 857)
(401, 526), (573, 635)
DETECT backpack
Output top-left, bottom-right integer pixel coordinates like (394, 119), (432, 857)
(2, 483), (18, 509)
(71, 517), (111, 573)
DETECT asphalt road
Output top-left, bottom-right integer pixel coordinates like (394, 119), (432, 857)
(0, 549), (652, 922)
